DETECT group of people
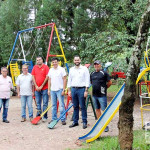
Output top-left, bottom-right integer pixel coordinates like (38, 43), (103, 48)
(0, 55), (112, 131)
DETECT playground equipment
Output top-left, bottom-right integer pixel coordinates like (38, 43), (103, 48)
(79, 83), (125, 143)
(136, 33), (150, 128)
(7, 23), (69, 87)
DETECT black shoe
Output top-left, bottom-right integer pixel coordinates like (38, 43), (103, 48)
(104, 126), (109, 132)
(83, 123), (87, 129)
(3, 120), (10, 123)
(62, 121), (66, 125)
(69, 122), (79, 128)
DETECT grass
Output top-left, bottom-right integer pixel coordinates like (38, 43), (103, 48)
(78, 130), (150, 150)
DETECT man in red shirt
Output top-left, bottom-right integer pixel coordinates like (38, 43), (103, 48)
(32, 56), (49, 121)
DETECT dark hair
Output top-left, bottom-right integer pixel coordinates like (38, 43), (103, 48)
(51, 57), (59, 62)
(36, 56), (43, 61)
(74, 55), (80, 59)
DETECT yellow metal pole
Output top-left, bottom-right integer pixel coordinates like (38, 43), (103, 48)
(54, 25), (67, 63)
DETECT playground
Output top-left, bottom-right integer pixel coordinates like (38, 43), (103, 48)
(0, 89), (148, 150)
(0, 21), (149, 149)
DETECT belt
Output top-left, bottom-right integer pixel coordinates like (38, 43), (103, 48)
(72, 86), (85, 89)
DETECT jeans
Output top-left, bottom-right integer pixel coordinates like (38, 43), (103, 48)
(35, 89), (49, 119)
(51, 89), (66, 121)
(92, 96), (107, 111)
(21, 95), (33, 118)
(71, 87), (87, 124)
(0, 98), (9, 121)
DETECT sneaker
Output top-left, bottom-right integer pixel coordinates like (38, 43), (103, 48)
(21, 118), (26, 122)
(62, 121), (66, 125)
(104, 126), (109, 132)
(3, 120), (10, 123)
(42, 118), (47, 122)
(48, 120), (53, 124)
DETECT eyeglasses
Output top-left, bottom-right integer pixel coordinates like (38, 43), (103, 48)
(22, 68), (28, 69)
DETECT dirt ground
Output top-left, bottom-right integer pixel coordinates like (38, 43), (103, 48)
(0, 92), (149, 150)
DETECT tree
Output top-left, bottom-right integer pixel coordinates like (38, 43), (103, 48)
(118, 1), (150, 149)
(79, 0), (147, 65)
(0, 0), (31, 66)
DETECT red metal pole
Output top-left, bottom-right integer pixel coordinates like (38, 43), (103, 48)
(35, 23), (54, 29)
(45, 23), (55, 65)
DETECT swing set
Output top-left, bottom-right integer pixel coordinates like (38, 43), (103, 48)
(7, 23), (69, 87)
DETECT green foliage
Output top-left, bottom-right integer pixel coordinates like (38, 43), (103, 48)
(0, 0), (148, 70)
(0, 0), (30, 66)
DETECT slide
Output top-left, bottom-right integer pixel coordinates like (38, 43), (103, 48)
(79, 83), (125, 143)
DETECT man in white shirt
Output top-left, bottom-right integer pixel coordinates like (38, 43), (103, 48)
(68, 55), (90, 129)
(47, 58), (67, 125)
(16, 64), (34, 122)
(0, 67), (12, 123)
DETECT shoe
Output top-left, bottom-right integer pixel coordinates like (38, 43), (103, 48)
(69, 122), (79, 128)
(3, 120), (10, 123)
(48, 120), (53, 124)
(104, 126), (109, 132)
(62, 121), (66, 125)
(21, 118), (26, 122)
(30, 118), (33, 122)
(83, 123), (87, 129)
(42, 118), (47, 122)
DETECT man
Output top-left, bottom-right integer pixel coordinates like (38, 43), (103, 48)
(90, 60), (112, 132)
(16, 64), (34, 122)
(47, 58), (67, 125)
(68, 55), (90, 129)
(0, 67), (12, 123)
(32, 56), (49, 121)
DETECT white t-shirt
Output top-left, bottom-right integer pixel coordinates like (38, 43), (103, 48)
(16, 73), (33, 95)
(47, 66), (66, 91)
(0, 75), (12, 99)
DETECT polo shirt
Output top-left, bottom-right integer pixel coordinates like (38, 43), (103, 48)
(32, 64), (49, 90)
(0, 75), (12, 99)
(67, 65), (90, 88)
(16, 73), (33, 95)
(47, 66), (66, 91)
(90, 70), (111, 97)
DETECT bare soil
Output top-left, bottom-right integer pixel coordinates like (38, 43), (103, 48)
(0, 92), (149, 150)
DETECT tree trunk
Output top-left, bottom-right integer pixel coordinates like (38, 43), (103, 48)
(118, 1), (150, 150)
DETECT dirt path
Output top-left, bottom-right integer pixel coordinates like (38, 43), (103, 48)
(0, 94), (148, 150)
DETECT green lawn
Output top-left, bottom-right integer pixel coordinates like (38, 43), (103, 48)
(79, 130), (150, 150)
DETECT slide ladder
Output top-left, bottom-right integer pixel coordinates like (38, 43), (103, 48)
(10, 62), (20, 86)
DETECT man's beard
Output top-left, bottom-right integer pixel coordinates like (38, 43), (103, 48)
(74, 62), (80, 66)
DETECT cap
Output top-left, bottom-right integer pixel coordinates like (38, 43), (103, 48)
(94, 60), (101, 64)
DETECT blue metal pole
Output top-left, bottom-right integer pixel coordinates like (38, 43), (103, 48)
(19, 27), (34, 33)
(7, 27), (34, 67)
(7, 32), (20, 67)
(65, 63), (69, 73)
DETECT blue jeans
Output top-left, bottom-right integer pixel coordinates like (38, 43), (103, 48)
(51, 89), (66, 121)
(71, 87), (87, 124)
(92, 96), (107, 111)
(21, 95), (33, 118)
(35, 89), (49, 119)
(0, 98), (9, 121)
